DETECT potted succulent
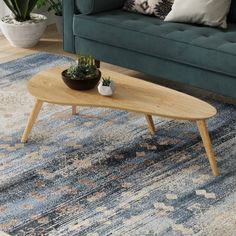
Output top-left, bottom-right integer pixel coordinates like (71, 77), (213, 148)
(0, 0), (47, 48)
(37, 0), (63, 35)
(62, 55), (101, 91)
(98, 76), (115, 96)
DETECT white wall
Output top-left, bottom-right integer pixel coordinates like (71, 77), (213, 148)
(0, 2), (9, 34)
(0, 2), (9, 18)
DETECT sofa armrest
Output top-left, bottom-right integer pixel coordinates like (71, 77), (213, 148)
(75, 0), (125, 14)
(63, 0), (79, 53)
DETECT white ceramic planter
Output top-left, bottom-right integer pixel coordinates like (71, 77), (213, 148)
(0, 14), (47, 48)
(55, 15), (63, 35)
(98, 80), (115, 96)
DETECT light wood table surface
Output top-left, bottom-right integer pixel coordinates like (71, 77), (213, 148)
(21, 67), (219, 176)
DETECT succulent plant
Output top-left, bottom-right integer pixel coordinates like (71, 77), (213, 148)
(66, 55), (99, 80)
(101, 76), (112, 86)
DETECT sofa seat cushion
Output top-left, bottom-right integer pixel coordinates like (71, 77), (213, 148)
(74, 10), (236, 77)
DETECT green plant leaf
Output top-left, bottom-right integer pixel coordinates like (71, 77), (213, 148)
(15, 0), (29, 20)
(2, 0), (18, 17)
(12, 0), (21, 19)
(36, 0), (62, 16)
(27, 0), (39, 18)
(3, 0), (38, 21)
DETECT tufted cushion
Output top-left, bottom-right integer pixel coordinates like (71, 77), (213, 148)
(74, 10), (236, 78)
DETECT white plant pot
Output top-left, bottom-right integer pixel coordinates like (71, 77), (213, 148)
(98, 80), (115, 96)
(55, 15), (63, 35)
(0, 14), (47, 48)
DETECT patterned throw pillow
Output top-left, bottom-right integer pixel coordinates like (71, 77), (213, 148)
(123, 0), (174, 20)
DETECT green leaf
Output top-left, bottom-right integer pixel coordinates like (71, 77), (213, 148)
(27, 0), (39, 18)
(3, 0), (38, 21)
(2, 0), (18, 17)
(15, 0), (29, 20)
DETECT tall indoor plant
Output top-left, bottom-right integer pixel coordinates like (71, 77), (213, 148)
(0, 0), (47, 48)
(37, 0), (63, 35)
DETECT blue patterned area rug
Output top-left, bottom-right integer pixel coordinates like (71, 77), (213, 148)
(0, 53), (236, 236)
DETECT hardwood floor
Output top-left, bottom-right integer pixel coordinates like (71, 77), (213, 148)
(0, 24), (130, 73)
(0, 25), (72, 63)
(0, 24), (235, 104)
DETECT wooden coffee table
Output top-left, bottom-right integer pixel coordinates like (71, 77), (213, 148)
(21, 67), (219, 176)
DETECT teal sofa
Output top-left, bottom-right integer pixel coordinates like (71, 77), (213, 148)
(63, 0), (236, 98)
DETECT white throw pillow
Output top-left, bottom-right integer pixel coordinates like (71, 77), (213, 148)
(165, 0), (232, 29)
(123, 0), (174, 20)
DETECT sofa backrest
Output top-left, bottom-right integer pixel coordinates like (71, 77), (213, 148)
(75, 0), (236, 22)
(75, 0), (125, 15)
(229, 0), (236, 22)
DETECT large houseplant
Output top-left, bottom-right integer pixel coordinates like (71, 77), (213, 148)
(0, 0), (47, 48)
(37, 0), (63, 35)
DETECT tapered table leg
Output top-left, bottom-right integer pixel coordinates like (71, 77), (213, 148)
(145, 115), (155, 135)
(72, 105), (77, 115)
(21, 99), (43, 143)
(197, 120), (219, 176)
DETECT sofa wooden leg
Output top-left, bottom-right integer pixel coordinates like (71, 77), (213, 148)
(95, 60), (100, 68)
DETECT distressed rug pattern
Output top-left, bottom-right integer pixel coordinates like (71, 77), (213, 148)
(0, 53), (236, 236)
